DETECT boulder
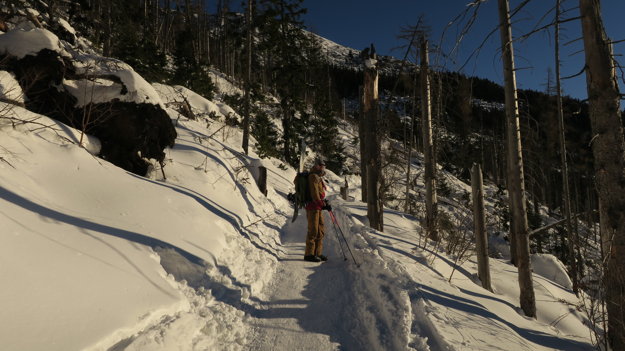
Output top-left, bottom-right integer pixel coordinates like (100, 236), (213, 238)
(91, 101), (176, 175)
(0, 28), (177, 176)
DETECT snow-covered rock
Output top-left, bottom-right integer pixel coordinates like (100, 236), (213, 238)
(68, 56), (164, 107)
(152, 83), (236, 119)
(0, 26), (175, 175)
(0, 27), (68, 59)
(532, 253), (574, 289)
(0, 70), (24, 104)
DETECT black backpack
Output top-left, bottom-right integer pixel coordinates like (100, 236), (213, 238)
(293, 172), (312, 208)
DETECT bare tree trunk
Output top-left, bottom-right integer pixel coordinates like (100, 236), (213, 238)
(183, 0), (197, 63)
(404, 116), (413, 213)
(103, 0), (112, 56)
(405, 71), (418, 214)
(205, 11), (211, 65)
(196, 3), (202, 64)
(472, 163), (492, 292)
(359, 85), (368, 203)
(164, 0), (173, 52)
(497, 0), (536, 318)
(281, 101), (293, 164)
(362, 45), (383, 231)
(580, 0), (625, 348)
(143, 0), (148, 28)
(555, 0), (578, 295)
(241, 0), (253, 154)
(421, 38), (438, 241)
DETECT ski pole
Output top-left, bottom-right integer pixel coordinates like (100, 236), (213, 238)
(324, 200), (346, 261)
(329, 213), (348, 261)
(329, 210), (360, 267)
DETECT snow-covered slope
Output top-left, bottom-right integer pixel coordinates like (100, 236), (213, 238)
(309, 31), (406, 76)
(0, 80), (596, 350)
(0, 9), (596, 351)
(0, 99), (280, 350)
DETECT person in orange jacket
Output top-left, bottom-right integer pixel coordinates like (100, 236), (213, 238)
(304, 158), (332, 262)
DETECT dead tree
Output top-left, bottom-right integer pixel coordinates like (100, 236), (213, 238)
(421, 38), (438, 241)
(555, 0), (578, 295)
(241, 0), (253, 155)
(358, 85), (368, 203)
(362, 44), (383, 231)
(580, 0), (625, 348)
(405, 83), (416, 214)
(497, 0), (536, 318)
(472, 163), (492, 292)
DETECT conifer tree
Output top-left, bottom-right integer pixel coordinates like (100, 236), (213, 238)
(255, 0), (321, 166)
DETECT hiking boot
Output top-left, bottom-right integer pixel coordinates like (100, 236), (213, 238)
(317, 255), (328, 261)
(304, 255), (321, 262)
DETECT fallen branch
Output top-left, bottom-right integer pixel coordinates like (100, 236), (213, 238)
(529, 211), (594, 237)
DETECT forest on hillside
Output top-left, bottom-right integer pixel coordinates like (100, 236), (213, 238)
(1, 0), (625, 349)
(10, 0), (601, 215)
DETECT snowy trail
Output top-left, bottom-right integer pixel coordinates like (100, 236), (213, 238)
(248, 212), (364, 351)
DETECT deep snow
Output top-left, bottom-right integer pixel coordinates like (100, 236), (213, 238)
(0, 21), (597, 351)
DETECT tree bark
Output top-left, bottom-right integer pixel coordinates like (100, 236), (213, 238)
(555, 0), (578, 295)
(472, 163), (492, 292)
(362, 45), (383, 231)
(103, 0), (112, 57)
(258, 166), (267, 196)
(358, 86), (368, 203)
(580, 0), (625, 348)
(405, 71), (418, 214)
(281, 100), (292, 164)
(497, 0), (536, 318)
(183, 0), (197, 64)
(421, 38), (438, 241)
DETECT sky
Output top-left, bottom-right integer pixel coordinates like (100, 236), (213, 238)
(301, 0), (625, 100)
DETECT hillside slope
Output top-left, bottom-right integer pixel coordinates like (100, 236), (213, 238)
(0, 79), (595, 350)
(0, 11), (596, 351)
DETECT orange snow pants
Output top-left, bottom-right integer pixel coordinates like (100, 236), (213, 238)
(305, 209), (325, 256)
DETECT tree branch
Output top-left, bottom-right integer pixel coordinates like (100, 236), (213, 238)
(561, 65), (587, 80)
(529, 212), (589, 237)
(516, 16), (582, 43)
(609, 38), (625, 45)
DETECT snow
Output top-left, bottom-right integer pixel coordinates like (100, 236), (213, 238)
(310, 31), (361, 66)
(473, 98), (505, 112)
(0, 27), (160, 107)
(332, 198), (592, 351)
(1, 89), (595, 349)
(66, 56), (164, 107)
(365, 58), (378, 68)
(0, 102), (276, 350)
(208, 70), (244, 97)
(0, 14), (597, 351)
(532, 254), (574, 290)
(309, 30), (405, 75)
(57, 18), (76, 35)
(0, 28), (67, 59)
(152, 83), (236, 118)
(0, 70), (24, 103)
(0, 114), (188, 351)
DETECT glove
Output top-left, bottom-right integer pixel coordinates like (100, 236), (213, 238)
(322, 200), (332, 211)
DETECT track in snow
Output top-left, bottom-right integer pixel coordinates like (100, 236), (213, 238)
(247, 212), (365, 351)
